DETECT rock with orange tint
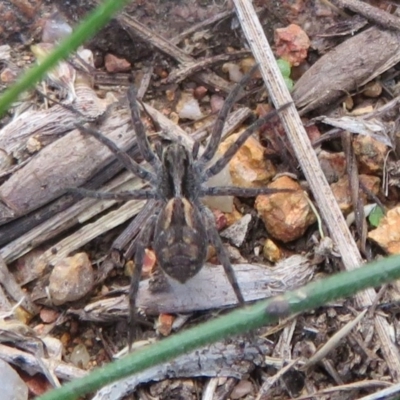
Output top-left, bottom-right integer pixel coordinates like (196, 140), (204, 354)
(255, 176), (315, 242)
(225, 206), (243, 227)
(104, 53), (131, 73)
(331, 175), (380, 214)
(305, 123), (322, 143)
(193, 85), (207, 100)
(318, 151), (346, 183)
(23, 371), (53, 397)
(353, 135), (388, 174)
(0, 67), (18, 83)
(157, 313), (175, 336)
(219, 133), (276, 188)
(142, 249), (157, 278)
(363, 81), (382, 98)
(240, 57), (262, 78)
(263, 238), (282, 262)
(39, 308), (59, 324)
(49, 253), (94, 306)
(368, 206), (400, 254)
(275, 24), (310, 66)
(212, 209), (228, 231)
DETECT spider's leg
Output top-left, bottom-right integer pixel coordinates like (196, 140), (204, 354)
(204, 102), (291, 180)
(128, 86), (161, 169)
(69, 188), (156, 201)
(128, 213), (158, 351)
(75, 123), (155, 182)
(199, 204), (245, 304)
(201, 186), (294, 197)
(197, 64), (259, 165)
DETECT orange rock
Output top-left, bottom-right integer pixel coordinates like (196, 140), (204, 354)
(318, 151), (346, 183)
(49, 253), (94, 306)
(331, 175), (380, 214)
(193, 86), (207, 100)
(263, 238), (282, 262)
(60, 332), (71, 347)
(142, 249), (157, 278)
(219, 133), (276, 188)
(255, 176), (315, 242)
(0, 67), (17, 83)
(369, 206), (400, 254)
(40, 307), (60, 324)
(14, 306), (32, 324)
(353, 135), (388, 174)
(225, 206), (243, 227)
(275, 24), (310, 66)
(104, 53), (131, 73)
(363, 81), (382, 98)
(212, 209), (228, 231)
(157, 313), (175, 336)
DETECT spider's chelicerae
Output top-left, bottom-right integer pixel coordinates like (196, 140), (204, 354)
(74, 69), (290, 346)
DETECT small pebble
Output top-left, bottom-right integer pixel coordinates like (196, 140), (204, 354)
(230, 379), (253, 399)
(70, 343), (91, 369)
(210, 94), (224, 114)
(0, 67), (18, 83)
(193, 86), (207, 100)
(177, 94), (203, 120)
(363, 81), (382, 98)
(222, 62), (243, 83)
(142, 249), (157, 278)
(255, 176), (315, 242)
(263, 238), (282, 262)
(220, 214), (252, 247)
(275, 24), (310, 66)
(49, 253), (94, 306)
(40, 307), (59, 324)
(104, 53), (131, 73)
(212, 209), (228, 231)
(156, 313), (175, 336)
(369, 206), (400, 254)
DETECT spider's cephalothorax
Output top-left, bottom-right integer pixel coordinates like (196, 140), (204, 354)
(73, 66), (291, 347)
(157, 142), (200, 201)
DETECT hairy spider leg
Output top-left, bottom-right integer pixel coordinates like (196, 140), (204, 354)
(128, 213), (158, 350)
(199, 204), (245, 304)
(75, 123), (155, 182)
(127, 86), (162, 169)
(69, 188), (156, 201)
(201, 186), (294, 197)
(203, 102), (291, 180)
(71, 123), (158, 200)
(198, 64), (259, 165)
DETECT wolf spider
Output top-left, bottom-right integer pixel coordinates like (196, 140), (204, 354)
(73, 68), (290, 346)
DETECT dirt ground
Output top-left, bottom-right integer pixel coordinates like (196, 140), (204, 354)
(1, 0), (400, 399)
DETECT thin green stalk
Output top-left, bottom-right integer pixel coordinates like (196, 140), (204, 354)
(0, 0), (130, 116)
(38, 254), (400, 400)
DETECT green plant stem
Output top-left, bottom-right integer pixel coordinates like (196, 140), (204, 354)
(0, 0), (130, 116)
(38, 254), (400, 400)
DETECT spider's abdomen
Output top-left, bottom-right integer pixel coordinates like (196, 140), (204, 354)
(153, 197), (207, 283)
